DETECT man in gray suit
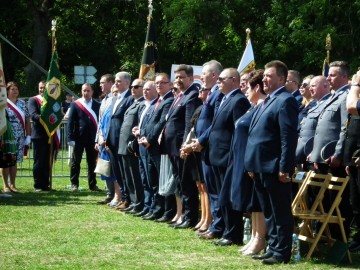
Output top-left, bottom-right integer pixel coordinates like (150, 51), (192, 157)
(118, 79), (145, 213)
(296, 76), (331, 169)
(310, 62), (349, 173)
(309, 61), (351, 239)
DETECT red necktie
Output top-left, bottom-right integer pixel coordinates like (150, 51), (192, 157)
(172, 92), (183, 107)
(154, 98), (162, 111)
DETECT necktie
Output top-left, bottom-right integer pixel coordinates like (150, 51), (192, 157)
(172, 92), (183, 107)
(219, 95), (227, 108)
(112, 96), (122, 114)
(258, 96), (270, 113)
(154, 98), (162, 111)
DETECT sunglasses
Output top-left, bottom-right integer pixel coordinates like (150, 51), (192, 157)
(217, 77), (234, 82)
(199, 88), (210, 92)
(300, 82), (308, 88)
(131, 85), (142, 89)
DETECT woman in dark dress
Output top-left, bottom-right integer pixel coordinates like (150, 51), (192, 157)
(221, 70), (268, 255)
(180, 87), (212, 232)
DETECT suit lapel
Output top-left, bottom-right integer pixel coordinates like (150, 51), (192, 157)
(249, 87), (286, 131)
(212, 89), (240, 123)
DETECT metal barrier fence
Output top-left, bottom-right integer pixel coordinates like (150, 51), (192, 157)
(17, 120), (88, 178)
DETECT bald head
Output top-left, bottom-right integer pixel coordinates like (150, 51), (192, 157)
(309, 76), (330, 100)
(143, 81), (157, 101)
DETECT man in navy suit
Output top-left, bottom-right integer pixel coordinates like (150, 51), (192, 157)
(285, 70), (302, 109)
(106, 72), (134, 210)
(162, 64), (202, 228)
(137, 73), (176, 221)
(191, 60), (224, 239)
(195, 68), (250, 245)
(245, 60), (298, 264)
(67, 83), (101, 191)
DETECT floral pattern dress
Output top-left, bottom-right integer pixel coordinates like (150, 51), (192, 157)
(5, 99), (29, 162)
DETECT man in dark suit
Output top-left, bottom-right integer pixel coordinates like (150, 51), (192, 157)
(67, 83), (101, 191)
(345, 70), (360, 252)
(28, 81), (53, 191)
(195, 68), (250, 245)
(137, 73), (176, 221)
(245, 60), (298, 265)
(285, 70), (302, 109)
(118, 79), (145, 214)
(106, 71), (134, 210)
(162, 64), (202, 228)
(191, 60), (224, 239)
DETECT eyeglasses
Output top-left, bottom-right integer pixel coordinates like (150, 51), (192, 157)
(300, 82), (308, 88)
(286, 80), (298, 84)
(131, 85), (142, 89)
(175, 75), (187, 80)
(217, 77), (234, 82)
(199, 88), (210, 92)
(155, 81), (169, 85)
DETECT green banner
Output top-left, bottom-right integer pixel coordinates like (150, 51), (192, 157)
(40, 49), (62, 138)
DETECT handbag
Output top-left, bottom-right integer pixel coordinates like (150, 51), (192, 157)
(94, 154), (111, 177)
(0, 115), (17, 168)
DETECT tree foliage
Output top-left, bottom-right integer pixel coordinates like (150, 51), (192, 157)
(2, 0), (360, 97)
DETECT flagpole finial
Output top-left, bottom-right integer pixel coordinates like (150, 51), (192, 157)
(246, 28), (251, 44)
(325, 33), (331, 51)
(51, 20), (57, 52)
(148, 0), (153, 15)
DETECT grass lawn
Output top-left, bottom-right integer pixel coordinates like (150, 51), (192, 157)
(0, 175), (359, 270)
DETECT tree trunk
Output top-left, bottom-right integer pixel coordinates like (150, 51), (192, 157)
(24, 0), (53, 95)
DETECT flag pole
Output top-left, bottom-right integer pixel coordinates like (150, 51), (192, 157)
(245, 28), (251, 45)
(325, 33), (331, 64)
(48, 19), (57, 190)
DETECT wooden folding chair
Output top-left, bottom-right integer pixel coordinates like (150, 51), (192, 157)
(292, 171), (351, 263)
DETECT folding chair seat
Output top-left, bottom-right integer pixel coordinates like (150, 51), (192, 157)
(292, 171), (351, 263)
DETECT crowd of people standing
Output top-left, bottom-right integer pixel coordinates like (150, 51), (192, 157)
(1, 59), (360, 265)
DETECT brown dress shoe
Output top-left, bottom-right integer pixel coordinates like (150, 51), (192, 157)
(199, 232), (220, 240)
(115, 201), (130, 210)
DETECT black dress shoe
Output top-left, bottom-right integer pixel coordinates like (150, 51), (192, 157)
(96, 197), (113, 205)
(143, 214), (157, 220)
(252, 252), (273, 260)
(262, 256), (289, 265)
(126, 208), (140, 215)
(168, 220), (184, 227)
(154, 216), (172, 223)
(214, 238), (234, 246)
(142, 212), (153, 219)
(167, 219), (178, 225)
(120, 205), (134, 212)
(134, 210), (148, 217)
(89, 186), (102, 192)
(173, 220), (195, 229)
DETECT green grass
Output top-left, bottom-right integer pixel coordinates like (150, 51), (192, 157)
(0, 176), (359, 270)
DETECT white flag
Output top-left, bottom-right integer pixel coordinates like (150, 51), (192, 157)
(237, 39), (255, 75)
(0, 43), (7, 136)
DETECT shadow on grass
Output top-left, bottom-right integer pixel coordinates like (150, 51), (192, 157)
(299, 240), (360, 268)
(0, 189), (105, 207)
